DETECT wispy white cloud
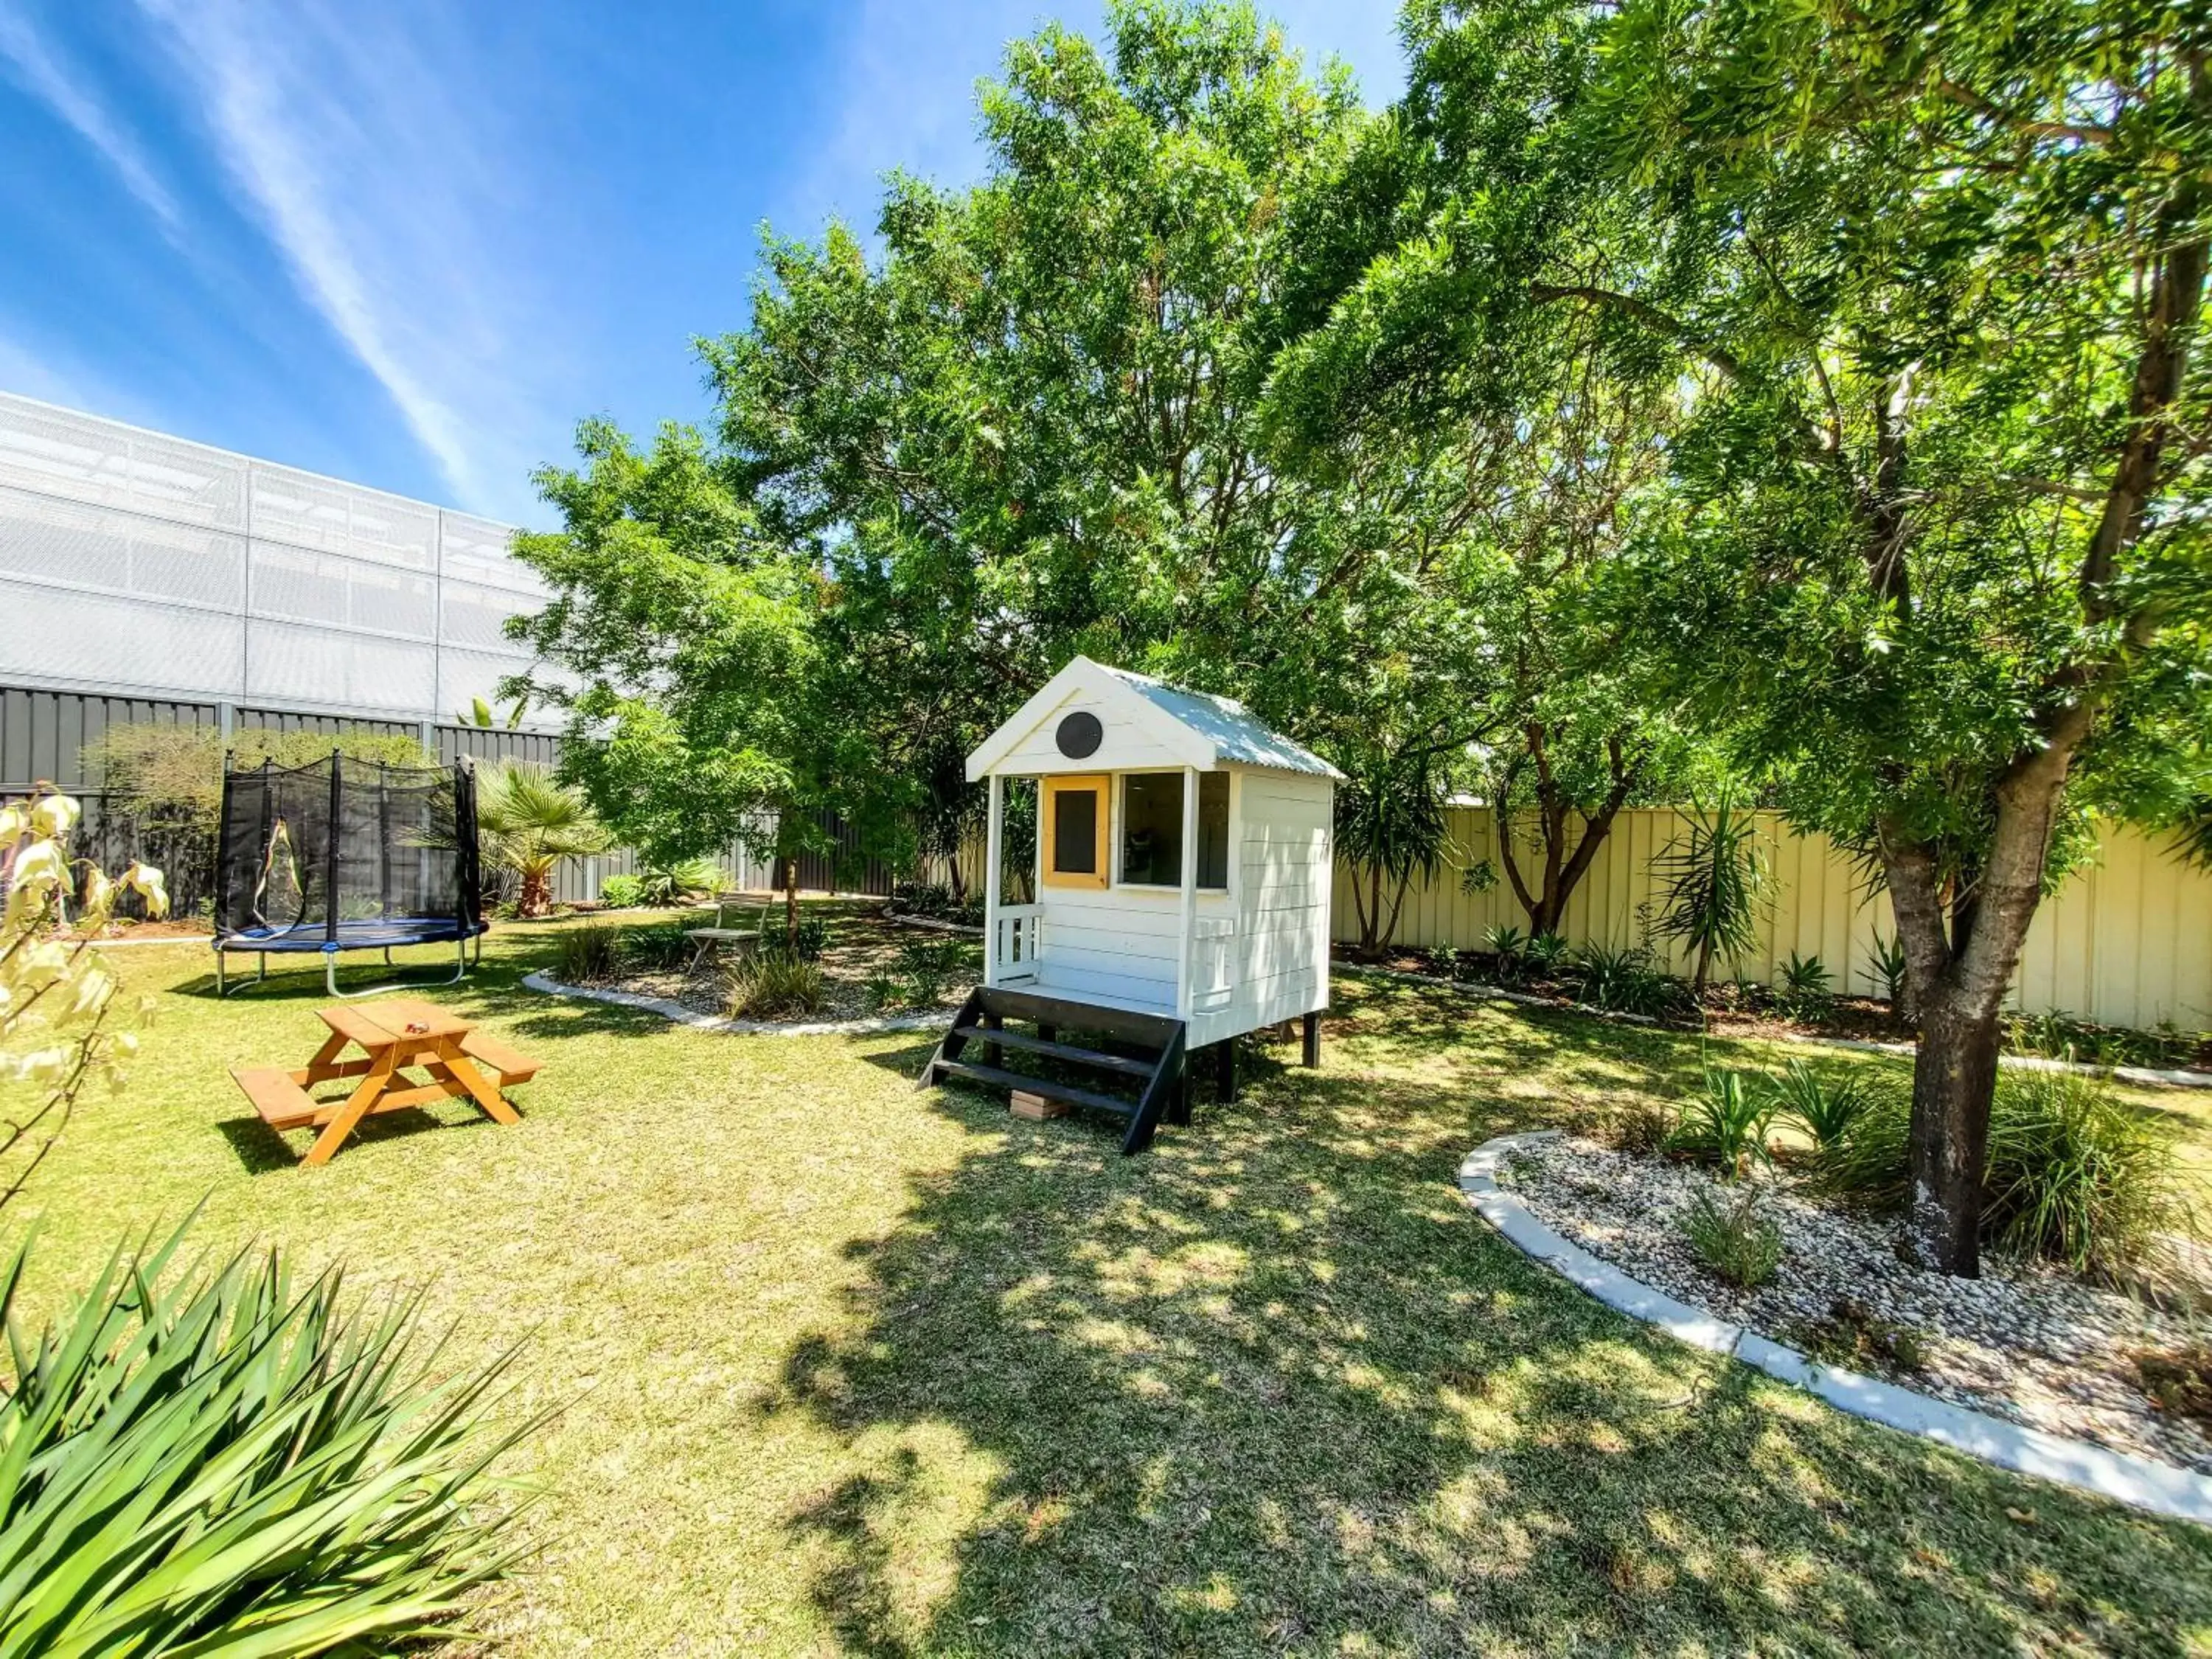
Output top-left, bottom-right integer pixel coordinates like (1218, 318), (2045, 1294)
(0, 10), (181, 229)
(133, 0), (556, 521)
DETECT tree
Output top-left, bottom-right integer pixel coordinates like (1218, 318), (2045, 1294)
(502, 420), (856, 945)
(1650, 788), (1767, 995)
(707, 3), (1492, 853)
(1273, 0), (2212, 1276)
(473, 762), (611, 919)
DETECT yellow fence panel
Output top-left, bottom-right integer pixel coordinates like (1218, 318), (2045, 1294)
(1328, 807), (2212, 1032)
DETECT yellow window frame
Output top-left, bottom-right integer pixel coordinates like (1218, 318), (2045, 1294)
(1041, 773), (1110, 890)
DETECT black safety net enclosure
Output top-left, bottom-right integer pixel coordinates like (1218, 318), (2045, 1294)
(212, 753), (484, 994)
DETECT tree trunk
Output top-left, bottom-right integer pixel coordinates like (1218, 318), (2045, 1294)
(518, 862), (551, 919)
(1905, 990), (2003, 1276)
(785, 854), (800, 948)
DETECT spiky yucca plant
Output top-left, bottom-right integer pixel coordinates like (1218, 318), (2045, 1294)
(0, 1222), (536, 1655)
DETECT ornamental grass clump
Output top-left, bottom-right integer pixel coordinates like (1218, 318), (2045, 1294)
(1767, 1058), (1869, 1152)
(726, 950), (827, 1020)
(1679, 1185), (1784, 1289)
(1814, 1068), (2191, 1275)
(0, 1223), (536, 1654)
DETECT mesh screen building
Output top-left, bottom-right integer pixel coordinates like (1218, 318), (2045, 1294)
(0, 391), (557, 736)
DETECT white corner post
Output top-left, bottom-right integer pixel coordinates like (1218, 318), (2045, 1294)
(984, 771), (1004, 987)
(1175, 765), (1199, 1020)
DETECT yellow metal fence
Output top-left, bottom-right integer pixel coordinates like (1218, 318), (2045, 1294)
(1328, 807), (2212, 1033)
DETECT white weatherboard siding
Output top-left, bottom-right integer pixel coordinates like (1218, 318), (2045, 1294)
(1224, 769), (1333, 1043)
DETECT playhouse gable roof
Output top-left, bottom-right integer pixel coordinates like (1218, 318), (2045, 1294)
(966, 657), (1342, 782)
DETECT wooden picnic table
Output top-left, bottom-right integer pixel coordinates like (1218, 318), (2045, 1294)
(231, 997), (541, 1166)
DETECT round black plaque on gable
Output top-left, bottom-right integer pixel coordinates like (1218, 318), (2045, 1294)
(1055, 711), (1103, 759)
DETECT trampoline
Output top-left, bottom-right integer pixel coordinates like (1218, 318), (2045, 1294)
(213, 752), (486, 997)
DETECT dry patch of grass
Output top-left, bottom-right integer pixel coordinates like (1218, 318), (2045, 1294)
(8, 919), (2211, 1655)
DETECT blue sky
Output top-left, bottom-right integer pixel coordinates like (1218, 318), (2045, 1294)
(0, 1), (1403, 528)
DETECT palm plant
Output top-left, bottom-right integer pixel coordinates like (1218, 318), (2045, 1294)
(1652, 788), (1767, 995)
(475, 761), (611, 918)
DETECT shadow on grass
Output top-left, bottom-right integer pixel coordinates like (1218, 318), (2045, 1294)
(212, 1102), (498, 1172)
(768, 990), (2212, 1656)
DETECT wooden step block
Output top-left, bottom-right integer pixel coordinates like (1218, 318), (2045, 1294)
(232, 1066), (322, 1132)
(1009, 1089), (1069, 1121)
(459, 1030), (542, 1086)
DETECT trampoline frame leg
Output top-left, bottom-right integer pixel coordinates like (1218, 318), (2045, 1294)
(325, 934), (474, 1001)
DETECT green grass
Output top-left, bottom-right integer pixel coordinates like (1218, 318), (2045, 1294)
(11, 909), (2212, 1655)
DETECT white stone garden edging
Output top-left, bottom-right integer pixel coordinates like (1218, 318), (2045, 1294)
(1342, 961), (2212, 1091)
(521, 971), (950, 1038)
(1457, 1130), (2212, 1526)
(880, 911), (986, 937)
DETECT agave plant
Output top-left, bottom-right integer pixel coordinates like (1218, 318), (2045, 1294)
(0, 1222), (537, 1654)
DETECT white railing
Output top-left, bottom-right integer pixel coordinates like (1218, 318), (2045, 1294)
(992, 904), (1042, 986)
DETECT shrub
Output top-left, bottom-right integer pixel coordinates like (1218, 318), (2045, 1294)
(727, 951), (827, 1020)
(0, 1223), (532, 1652)
(600, 872), (647, 908)
(1679, 1185), (1784, 1287)
(1792, 1296), (1930, 1374)
(894, 936), (976, 1006)
(1571, 942), (1683, 1018)
(620, 923), (695, 973)
(1486, 929), (1522, 982)
(1523, 929), (1571, 975)
(1605, 1097), (1680, 1157)
(553, 923), (624, 983)
(1668, 1068), (1774, 1178)
(1775, 951), (1834, 1020)
(1816, 1069), (2192, 1273)
(1768, 1058), (1868, 1151)
(2003, 1009), (2202, 1071)
(1982, 1071), (2192, 1273)
(1865, 930), (1911, 1009)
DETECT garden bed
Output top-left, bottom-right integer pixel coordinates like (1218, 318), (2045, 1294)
(1495, 1134), (2212, 1475)
(1335, 941), (2212, 1074)
(566, 910), (980, 1025)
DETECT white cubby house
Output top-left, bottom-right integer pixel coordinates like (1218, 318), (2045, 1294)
(919, 657), (1339, 1152)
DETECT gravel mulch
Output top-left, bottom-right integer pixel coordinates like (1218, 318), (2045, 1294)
(1498, 1135), (2212, 1475)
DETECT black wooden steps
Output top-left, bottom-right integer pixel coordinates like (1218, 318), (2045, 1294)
(949, 1025), (1155, 1078)
(918, 984), (1189, 1155)
(933, 1058), (1138, 1118)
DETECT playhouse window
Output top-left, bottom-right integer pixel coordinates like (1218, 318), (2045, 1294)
(1042, 774), (1109, 888)
(1119, 772), (1229, 890)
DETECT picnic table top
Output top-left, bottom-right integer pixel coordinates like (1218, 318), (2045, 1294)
(318, 998), (472, 1047)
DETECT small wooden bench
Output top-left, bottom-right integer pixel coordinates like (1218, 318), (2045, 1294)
(459, 1029), (541, 1087)
(685, 897), (768, 970)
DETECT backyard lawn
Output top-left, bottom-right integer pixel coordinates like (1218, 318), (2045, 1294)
(14, 909), (2212, 1656)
